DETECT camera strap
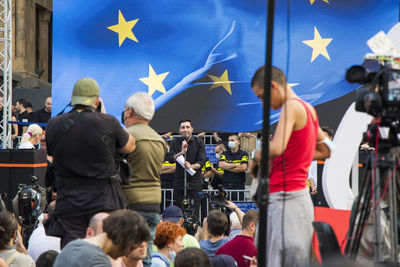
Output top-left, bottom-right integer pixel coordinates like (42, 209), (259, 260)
(70, 110), (113, 154)
(51, 109), (112, 155)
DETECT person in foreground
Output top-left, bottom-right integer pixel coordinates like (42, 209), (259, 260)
(53, 209), (150, 267)
(174, 248), (210, 267)
(0, 211), (35, 266)
(216, 210), (258, 267)
(251, 66), (332, 267)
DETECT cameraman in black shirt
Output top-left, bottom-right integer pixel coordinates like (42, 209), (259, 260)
(46, 78), (135, 248)
(168, 120), (207, 215)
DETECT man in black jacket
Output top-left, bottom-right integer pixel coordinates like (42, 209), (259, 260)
(34, 97), (52, 125)
(46, 78), (135, 248)
(168, 120), (207, 215)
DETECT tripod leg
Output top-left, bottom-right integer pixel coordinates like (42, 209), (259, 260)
(346, 154), (372, 259)
(388, 166), (399, 263)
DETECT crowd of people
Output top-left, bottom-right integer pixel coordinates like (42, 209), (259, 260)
(0, 65), (342, 267)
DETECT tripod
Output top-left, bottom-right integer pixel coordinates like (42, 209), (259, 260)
(345, 143), (399, 265)
(181, 150), (199, 235)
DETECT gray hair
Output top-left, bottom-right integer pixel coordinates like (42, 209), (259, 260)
(126, 92), (155, 121)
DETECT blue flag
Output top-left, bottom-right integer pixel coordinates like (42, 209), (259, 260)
(53, 0), (399, 132)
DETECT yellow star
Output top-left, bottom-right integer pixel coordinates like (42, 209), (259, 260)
(288, 83), (299, 87)
(302, 26), (333, 62)
(139, 64), (169, 96)
(310, 0), (329, 4)
(208, 70), (233, 95)
(107, 10), (139, 47)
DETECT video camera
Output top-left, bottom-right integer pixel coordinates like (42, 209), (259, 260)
(346, 55), (400, 125)
(12, 176), (46, 228)
(208, 184), (228, 213)
(346, 55), (400, 149)
(181, 198), (199, 236)
(199, 185), (231, 236)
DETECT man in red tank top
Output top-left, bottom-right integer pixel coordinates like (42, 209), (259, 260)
(251, 66), (331, 267)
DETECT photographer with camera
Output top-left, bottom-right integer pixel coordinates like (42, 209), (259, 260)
(45, 78), (135, 248)
(223, 200), (245, 240)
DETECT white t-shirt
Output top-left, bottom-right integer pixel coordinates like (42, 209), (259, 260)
(307, 160), (318, 186)
(27, 223), (61, 262)
(18, 142), (35, 149)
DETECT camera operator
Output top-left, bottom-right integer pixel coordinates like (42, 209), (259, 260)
(45, 77), (135, 248)
(222, 200), (245, 240)
(168, 119), (207, 214)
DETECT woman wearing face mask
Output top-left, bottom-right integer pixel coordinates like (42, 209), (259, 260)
(18, 123), (43, 149)
(152, 221), (185, 267)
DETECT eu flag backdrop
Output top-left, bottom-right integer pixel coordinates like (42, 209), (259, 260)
(53, 0), (399, 132)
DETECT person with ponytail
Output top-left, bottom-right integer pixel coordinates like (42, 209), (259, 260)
(0, 211), (35, 266)
(18, 124), (43, 149)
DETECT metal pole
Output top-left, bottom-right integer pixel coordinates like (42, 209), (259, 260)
(256, 0), (275, 266)
(373, 155), (382, 262)
(388, 157), (398, 264)
(0, 0), (12, 148)
(184, 151), (187, 198)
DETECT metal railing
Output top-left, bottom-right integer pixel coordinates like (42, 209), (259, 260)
(161, 188), (252, 219)
(240, 134), (258, 159)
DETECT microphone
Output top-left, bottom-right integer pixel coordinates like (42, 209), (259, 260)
(179, 135), (189, 142)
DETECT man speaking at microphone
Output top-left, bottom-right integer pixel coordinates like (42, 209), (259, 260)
(168, 119), (207, 214)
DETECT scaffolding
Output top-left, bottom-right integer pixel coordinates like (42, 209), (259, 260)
(0, 0), (12, 148)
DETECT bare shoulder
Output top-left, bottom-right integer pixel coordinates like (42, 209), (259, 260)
(283, 98), (305, 115)
(285, 99), (316, 130)
(303, 101), (317, 120)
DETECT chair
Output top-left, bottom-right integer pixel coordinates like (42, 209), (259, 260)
(312, 221), (343, 263)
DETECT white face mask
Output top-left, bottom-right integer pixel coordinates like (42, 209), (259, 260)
(228, 141), (237, 149)
(215, 153), (220, 160)
(169, 247), (176, 261)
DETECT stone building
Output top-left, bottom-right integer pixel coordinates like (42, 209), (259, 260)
(13, 0), (52, 89)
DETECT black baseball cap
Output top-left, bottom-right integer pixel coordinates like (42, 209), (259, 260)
(162, 206), (183, 223)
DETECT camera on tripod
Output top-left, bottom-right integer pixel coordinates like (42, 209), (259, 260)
(12, 176), (46, 228)
(346, 57), (400, 125)
(346, 56), (400, 148)
(208, 184), (228, 213)
(181, 198), (199, 236)
(344, 54), (400, 263)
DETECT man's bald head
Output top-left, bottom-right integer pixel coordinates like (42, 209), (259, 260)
(215, 144), (227, 154)
(85, 212), (109, 238)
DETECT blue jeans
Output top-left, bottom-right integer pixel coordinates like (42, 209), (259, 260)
(136, 210), (160, 267)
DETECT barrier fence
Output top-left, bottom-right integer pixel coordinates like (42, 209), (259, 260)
(161, 188), (253, 220)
